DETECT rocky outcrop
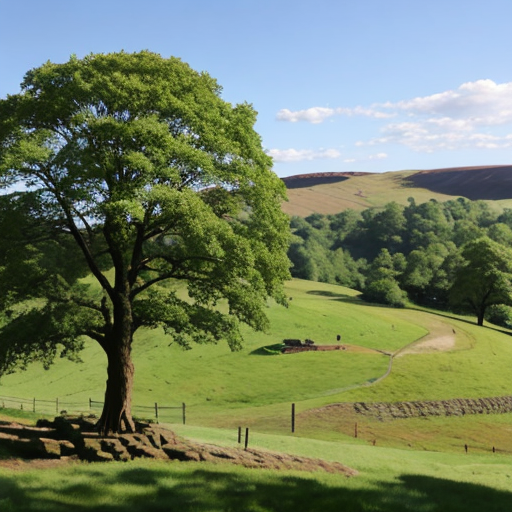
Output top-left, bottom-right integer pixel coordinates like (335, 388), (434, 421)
(0, 416), (356, 476)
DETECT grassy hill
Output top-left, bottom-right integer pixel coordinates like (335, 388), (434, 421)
(4, 279), (512, 510)
(5, 165), (512, 510)
(282, 166), (512, 216)
(2, 279), (512, 453)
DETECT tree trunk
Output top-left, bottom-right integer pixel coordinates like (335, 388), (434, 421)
(477, 307), (485, 326)
(97, 339), (136, 435)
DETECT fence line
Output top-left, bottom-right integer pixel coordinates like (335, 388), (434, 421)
(0, 395), (186, 424)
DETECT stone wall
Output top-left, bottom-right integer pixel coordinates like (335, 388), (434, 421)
(326, 396), (512, 420)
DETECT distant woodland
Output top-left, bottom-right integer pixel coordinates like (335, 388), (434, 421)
(288, 197), (512, 326)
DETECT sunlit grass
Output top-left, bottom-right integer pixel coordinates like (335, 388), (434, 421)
(2, 278), (512, 455)
(2, 430), (512, 511)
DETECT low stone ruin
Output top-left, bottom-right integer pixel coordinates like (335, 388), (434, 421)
(0, 416), (177, 462)
(282, 338), (346, 354)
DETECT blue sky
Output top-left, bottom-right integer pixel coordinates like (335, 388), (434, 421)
(1, 0), (512, 177)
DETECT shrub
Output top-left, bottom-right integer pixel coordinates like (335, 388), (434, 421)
(485, 304), (512, 328)
(362, 278), (407, 308)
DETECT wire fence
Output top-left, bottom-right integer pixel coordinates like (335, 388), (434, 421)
(0, 395), (186, 424)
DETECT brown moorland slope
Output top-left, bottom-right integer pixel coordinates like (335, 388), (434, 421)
(281, 166), (512, 216)
(406, 165), (512, 200)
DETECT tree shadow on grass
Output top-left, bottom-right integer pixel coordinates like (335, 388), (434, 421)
(249, 343), (284, 356)
(307, 290), (355, 299)
(2, 464), (512, 512)
(306, 290), (364, 305)
(306, 290), (412, 309)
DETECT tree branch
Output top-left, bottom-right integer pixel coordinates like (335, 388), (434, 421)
(36, 168), (115, 300)
(83, 330), (107, 349)
(130, 270), (176, 298)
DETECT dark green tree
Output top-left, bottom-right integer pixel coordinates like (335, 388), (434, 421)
(0, 52), (290, 433)
(362, 249), (407, 307)
(485, 304), (512, 329)
(401, 242), (459, 307)
(449, 238), (512, 326)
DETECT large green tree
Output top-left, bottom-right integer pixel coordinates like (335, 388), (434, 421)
(0, 52), (290, 433)
(449, 237), (512, 326)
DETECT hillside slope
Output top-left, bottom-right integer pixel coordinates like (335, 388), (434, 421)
(281, 166), (512, 216)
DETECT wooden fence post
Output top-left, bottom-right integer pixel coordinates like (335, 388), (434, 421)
(89, 398), (92, 412)
(238, 426), (242, 444)
(56, 398), (59, 414)
(291, 403), (295, 433)
(155, 402), (159, 423)
(245, 428), (249, 450)
(182, 402), (186, 425)
(33, 397), (36, 413)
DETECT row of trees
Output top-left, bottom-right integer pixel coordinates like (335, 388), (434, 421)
(288, 198), (512, 326)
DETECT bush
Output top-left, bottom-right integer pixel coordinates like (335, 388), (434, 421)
(362, 278), (407, 308)
(485, 304), (512, 328)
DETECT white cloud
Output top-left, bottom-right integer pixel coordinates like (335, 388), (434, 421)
(389, 79), (512, 128)
(268, 148), (387, 164)
(368, 153), (388, 160)
(284, 79), (512, 153)
(276, 107), (335, 124)
(276, 106), (393, 123)
(267, 148), (342, 162)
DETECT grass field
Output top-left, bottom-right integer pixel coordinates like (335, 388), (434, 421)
(2, 426), (512, 511)
(3, 278), (512, 509)
(0, 280), (426, 417)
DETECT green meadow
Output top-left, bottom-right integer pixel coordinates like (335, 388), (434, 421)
(2, 425), (512, 511)
(3, 278), (512, 510)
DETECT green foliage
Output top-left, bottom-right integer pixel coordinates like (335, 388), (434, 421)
(288, 214), (366, 289)
(361, 278), (407, 308)
(0, 52), (290, 381)
(449, 237), (512, 325)
(485, 304), (512, 328)
(289, 197), (512, 312)
(401, 242), (461, 308)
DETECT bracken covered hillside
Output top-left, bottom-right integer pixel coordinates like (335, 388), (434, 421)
(281, 166), (512, 216)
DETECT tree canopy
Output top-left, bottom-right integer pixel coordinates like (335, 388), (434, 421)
(449, 237), (512, 325)
(0, 51), (290, 433)
(288, 197), (512, 321)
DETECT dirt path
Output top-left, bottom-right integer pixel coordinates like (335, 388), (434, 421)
(396, 318), (457, 357)
(397, 334), (456, 355)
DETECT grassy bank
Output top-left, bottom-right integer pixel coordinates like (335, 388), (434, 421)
(2, 425), (512, 511)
